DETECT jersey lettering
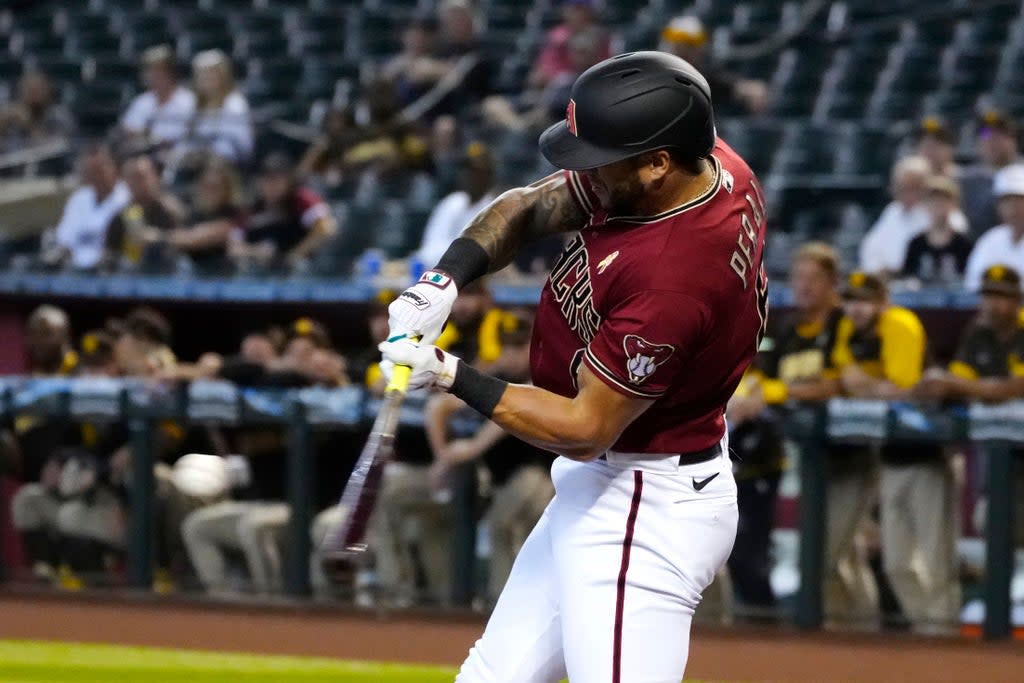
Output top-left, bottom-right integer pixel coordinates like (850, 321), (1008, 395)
(549, 234), (601, 343)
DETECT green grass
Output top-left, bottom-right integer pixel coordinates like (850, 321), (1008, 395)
(0, 640), (732, 682)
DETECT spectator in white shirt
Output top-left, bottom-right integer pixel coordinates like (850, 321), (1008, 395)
(417, 141), (497, 265)
(43, 142), (130, 270)
(176, 50), (252, 164)
(965, 164), (1024, 290)
(860, 155), (968, 275)
(120, 45), (196, 147)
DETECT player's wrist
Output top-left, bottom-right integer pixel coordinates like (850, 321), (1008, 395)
(448, 361), (508, 418)
(434, 237), (491, 289)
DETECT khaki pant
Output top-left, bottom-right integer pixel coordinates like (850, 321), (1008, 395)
(370, 462), (452, 605)
(13, 483), (124, 548)
(880, 459), (961, 633)
(310, 504), (346, 598)
(484, 465), (554, 602)
(10, 483), (59, 533)
(824, 453), (880, 622)
(182, 501), (290, 595)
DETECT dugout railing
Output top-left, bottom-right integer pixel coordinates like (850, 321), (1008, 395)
(0, 380), (1017, 640)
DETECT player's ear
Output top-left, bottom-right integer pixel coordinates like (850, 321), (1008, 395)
(647, 149), (672, 181)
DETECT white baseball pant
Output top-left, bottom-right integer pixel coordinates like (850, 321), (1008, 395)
(456, 441), (738, 683)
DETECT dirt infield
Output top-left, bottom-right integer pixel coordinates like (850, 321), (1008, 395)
(0, 592), (1021, 683)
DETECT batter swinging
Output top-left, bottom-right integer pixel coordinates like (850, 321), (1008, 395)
(381, 51), (768, 682)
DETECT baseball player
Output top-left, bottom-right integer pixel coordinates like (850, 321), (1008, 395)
(381, 51), (767, 682)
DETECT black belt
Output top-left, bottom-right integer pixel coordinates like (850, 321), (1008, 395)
(599, 443), (722, 466)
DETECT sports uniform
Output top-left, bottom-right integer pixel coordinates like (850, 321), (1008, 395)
(382, 52), (767, 682)
(832, 274), (960, 632)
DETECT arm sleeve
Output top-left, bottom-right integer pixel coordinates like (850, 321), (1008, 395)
(949, 327), (980, 379)
(583, 290), (708, 399)
(120, 96), (146, 132)
(297, 189), (330, 229)
(562, 170), (600, 220)
(880, 309), (926, 388)
(829, 318), (854, 371)
(54, 191), (81, 250)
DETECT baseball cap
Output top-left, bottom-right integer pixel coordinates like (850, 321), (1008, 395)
(289, 317), (331, 348)
(842, 271), (887, 301)
(661, 16), (708, 46)
(916, 116), (953, 144)
(926, 174), (960, 202)
(980, 264), (1022, 297)
(978, 109), (1017, 137)
(994, 164), (1024, 198)
(458, 141), (495, 169)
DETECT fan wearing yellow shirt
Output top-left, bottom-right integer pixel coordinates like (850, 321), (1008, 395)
(917, 264), (1024, 552)
(833, 271), (959, 634)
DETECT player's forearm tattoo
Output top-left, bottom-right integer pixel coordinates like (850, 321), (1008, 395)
(460, 174), (587, 272)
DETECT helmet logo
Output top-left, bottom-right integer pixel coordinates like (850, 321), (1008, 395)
(566, 99), (578, 137)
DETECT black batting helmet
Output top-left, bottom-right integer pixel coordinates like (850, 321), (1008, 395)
(539, 51), (716, 171)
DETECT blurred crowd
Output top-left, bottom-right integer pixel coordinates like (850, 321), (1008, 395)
(1, 3), (765, 279)
(3, 283), (556, 608)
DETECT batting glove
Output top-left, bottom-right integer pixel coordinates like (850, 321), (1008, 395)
(378, 339), (460, 390)
(387, 270), (459, 346)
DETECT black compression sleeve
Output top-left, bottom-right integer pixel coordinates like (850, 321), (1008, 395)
(449, 361), (508, 419)
(434, 237), (491, 289)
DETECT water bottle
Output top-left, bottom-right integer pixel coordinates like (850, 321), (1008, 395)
(409, 255), (426, 282)
(356, 249), (383, 279)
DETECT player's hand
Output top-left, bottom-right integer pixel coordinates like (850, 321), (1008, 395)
(378, 339), (460, 390)
(387, 270), (459, 345)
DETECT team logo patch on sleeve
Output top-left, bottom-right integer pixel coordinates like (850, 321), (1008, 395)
(419, 270), (452, 288)
(623, 335), (675, 384)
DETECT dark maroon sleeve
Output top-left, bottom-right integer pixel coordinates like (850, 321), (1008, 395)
(583, 290), (709, 399)
(562, 170), (601, 220)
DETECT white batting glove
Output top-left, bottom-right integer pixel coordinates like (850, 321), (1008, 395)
(378, 339), (460, 390)
(387, 270), (459, 346)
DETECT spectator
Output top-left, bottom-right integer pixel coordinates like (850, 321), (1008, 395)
(157, 158), (244, 273)
(965, 164), (1024, 290)
(230, 153), (337, 272)
(432, 0), (495, 114)
(416, 142), (497, 265)
(529, 0), (610, 89)
(119, 45), (196, 148)
(900, 176), (973, 285)
(297, 106), (358, 187)
(726, 244), (876, 619)
(43, 141), (131, 271)
(917, 265), (1024, 557)
(25, 304), (76, 376)
(483, 27), (605, 134)
(106, 154), (186, 269)
(660, 15), (768, 115)
(859, 156), (967, 276)
(382, 16), (441, 107)
(424, 312), (553, 605)
(961, 110), (1022, 237)
(833, 272), (959, 634)
(913, 116), (959, 178)
(0, 70), (74, 154)
(114, 307), (176, 376)
(178, 50), (253, 164)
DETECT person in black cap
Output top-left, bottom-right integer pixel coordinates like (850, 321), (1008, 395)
(961, 109), (1023, 237)
(914, 116), (958, 178)
(917, 263), (1024, 592)
(230, 153), (337, 272)
(381, 51), (765, 681)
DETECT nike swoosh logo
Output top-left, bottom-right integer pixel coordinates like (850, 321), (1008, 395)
(692, 472), (719, 491)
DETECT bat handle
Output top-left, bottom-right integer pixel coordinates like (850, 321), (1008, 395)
(385, 334), (422, 394)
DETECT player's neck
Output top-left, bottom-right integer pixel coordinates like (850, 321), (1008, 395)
(638, 159), (716, 216)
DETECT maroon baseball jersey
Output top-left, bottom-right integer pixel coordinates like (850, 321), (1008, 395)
(529, 139), (768, 454)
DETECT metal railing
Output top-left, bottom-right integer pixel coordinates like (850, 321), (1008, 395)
(0, 378), (1017, 638)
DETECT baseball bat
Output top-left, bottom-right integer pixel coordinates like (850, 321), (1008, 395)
(319, 337), (416, 561)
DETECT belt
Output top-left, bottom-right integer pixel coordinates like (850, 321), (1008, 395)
(598, 442), (722, 466)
